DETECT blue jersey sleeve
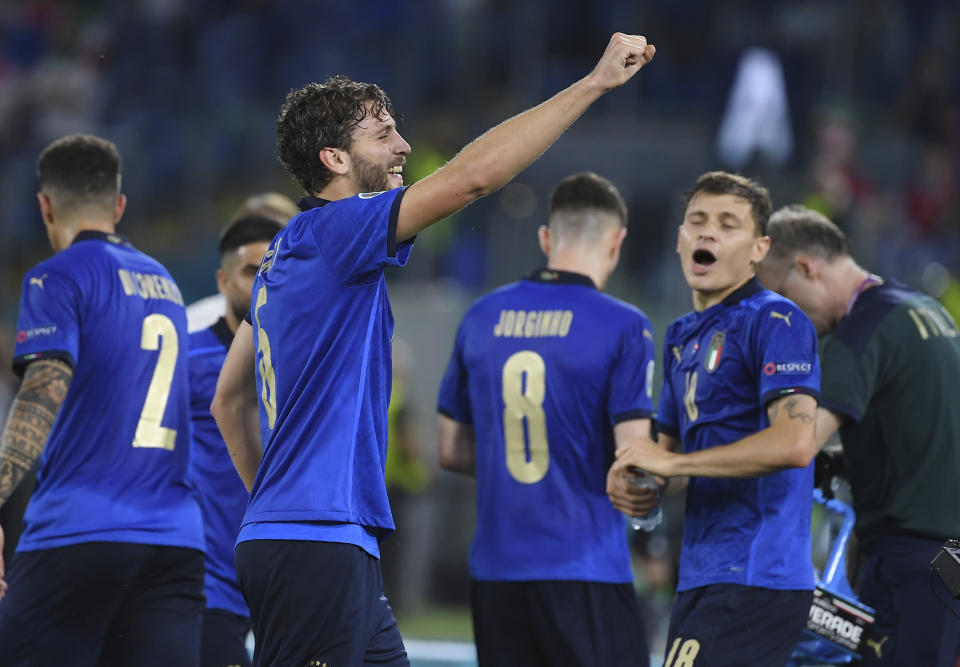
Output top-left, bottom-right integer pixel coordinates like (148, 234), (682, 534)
(755, 303), (821, 405)
(437, 323), (472, 424)
(313, 188), (413, 282)
(607, 317), (656, 424)
(12, 266), (81, 376)
(656, 339), (680, 437)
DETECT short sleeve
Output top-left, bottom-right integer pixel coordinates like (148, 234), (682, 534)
(437, 323), (472, 424)
(656, 340), (680, 437)
(607, 316), (656, 425)
(817, 335), (874, 423)
(313, 188), (413, 282)
(12, 267), (81, 377)
(756, 303), (821, 406)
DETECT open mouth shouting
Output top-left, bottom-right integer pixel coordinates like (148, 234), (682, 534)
(691, 248), (717, 275)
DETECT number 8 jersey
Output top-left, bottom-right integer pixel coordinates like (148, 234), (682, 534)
(12, 231), (203, 552)
(438, 268), (656, 582)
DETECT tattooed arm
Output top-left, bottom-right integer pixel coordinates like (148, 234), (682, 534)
(608, 394), (819, 479)
(0, 358), (73, 595)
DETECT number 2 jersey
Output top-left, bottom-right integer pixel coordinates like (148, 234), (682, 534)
(11, 231), (203, 552)
(657, 277), (820, 592)
(438, 269), (656, 582)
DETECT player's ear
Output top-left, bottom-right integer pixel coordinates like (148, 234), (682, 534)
(751, 234), (771, 264)
(795, 254), (818, 280)
(113, 194), (127, 224)
(319, 147), (349, 176)
(37, 192), (55, 226)
(610, 226), (627, 258)
(537, 225), (551, 257)
(215, 267), (228, 296)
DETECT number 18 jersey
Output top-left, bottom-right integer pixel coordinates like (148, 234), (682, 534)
(657, 278), (820, 592)
(12, 231), (202, 552)
(438, 269), (656, 583)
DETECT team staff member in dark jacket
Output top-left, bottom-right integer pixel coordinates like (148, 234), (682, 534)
(757, 204), (960, 667)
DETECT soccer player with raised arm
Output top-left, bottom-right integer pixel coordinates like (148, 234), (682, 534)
(0, 134), (204, 666)
(608, 172), (821, 667)
(212, 33), (656, 667)
(188, 214), (282, 667)
(437, 172), (656, 666)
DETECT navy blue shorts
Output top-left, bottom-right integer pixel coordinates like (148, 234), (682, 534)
(471, 579), (649, 667)
(202, 609), (251, 667)
(235, 540), (408, 667)
(0, 542), (204, 667)
(858, 535), (960, 666)
(664, 584), (811, 667)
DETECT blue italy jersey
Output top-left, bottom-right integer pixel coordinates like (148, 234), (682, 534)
(657, 278), (819, 592)
(438, 269), (656, 582)
(239, 190), (413, 557)
(12, 231), (203, 552)
(187, 318), (248, 617)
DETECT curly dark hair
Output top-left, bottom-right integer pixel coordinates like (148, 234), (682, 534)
(277, 75), (400, 194)
(684, 171), (772, 236)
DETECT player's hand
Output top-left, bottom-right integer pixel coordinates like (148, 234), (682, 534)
(587, 33), (656, 92)
(607, 441), (669, 516)
(0, 524), (6, 599)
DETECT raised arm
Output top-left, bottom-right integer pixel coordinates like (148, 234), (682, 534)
(396, 33), (656, 241)
(437, 414), (476, 477)
(211, 320), (262, 492)
(611, 394), (819, 479)
(0, 359), (73, 595)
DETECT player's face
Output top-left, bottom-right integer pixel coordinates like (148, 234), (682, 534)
(348, 106), (410, 193)
(677, 193), (770, 307)
(220, 240), (272, 323)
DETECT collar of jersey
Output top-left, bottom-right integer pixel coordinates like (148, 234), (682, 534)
(71, 229), (132, 247)
(210, 317), (235, 348)
(524, 267), (596, 289)
(720, 275), (763, 306)
(298, 195), (331, 211)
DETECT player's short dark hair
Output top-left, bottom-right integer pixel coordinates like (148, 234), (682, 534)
(766, 204), (852, 262)
(219, 214), (283, 258)
(36, 134), (121, 204)
(684, 171), (771, 236)
(548, 172), (628, 226)
(277, 75), (400, 195)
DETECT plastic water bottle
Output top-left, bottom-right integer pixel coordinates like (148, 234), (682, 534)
(627, 472), (662, 532)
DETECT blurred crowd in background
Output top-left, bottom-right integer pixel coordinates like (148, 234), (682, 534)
(0, 0), (957, 648)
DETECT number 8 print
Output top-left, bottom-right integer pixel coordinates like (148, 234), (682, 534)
(502, 351), (549, 484)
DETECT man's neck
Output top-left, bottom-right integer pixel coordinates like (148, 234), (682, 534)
(692, 273), (754, 312)
(315, 180), (361, 202)
(547, 253), (607, 291)
(53, 220), (116, 251)
(835, 258), (875, 319)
